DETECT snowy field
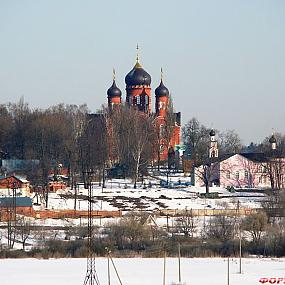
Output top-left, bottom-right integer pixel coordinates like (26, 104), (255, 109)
(1, 174), (265, 212)
(0, 257), (284, 285)
(37, 180), (264, 212)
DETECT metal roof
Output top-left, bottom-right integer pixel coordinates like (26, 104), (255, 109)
(0, 197), (32, 207)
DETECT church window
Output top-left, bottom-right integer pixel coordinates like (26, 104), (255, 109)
(226, 170), (230, 179)
(244, 170), (249, 179)
(159, 101), (165, 110)
(235, 171), (239, 180)
(145, 95), (148, 105)
(159, 124), (165, 136)
(136, 96), (140, 105)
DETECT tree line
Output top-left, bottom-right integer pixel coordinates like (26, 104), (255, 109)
(0, 99), (162, 188)
(1, 99), (285, 188)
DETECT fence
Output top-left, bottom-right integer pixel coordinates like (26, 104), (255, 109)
(157, 208), (259, 217)
(0, 209), (122, 221)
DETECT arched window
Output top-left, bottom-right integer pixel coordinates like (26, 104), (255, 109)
(136, 96), (140, 105)
(145, 95), (148, 105)
(159, 124), (165, 136)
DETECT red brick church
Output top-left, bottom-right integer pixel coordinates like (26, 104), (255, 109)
(106, 48), (181, 161)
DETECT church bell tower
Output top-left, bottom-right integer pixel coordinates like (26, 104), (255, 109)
(209, 129), (218, 158)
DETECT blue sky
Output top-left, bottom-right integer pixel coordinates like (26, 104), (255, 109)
(0, 0), (284, 144)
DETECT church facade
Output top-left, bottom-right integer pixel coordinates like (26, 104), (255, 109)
(106, 49), (181, 162)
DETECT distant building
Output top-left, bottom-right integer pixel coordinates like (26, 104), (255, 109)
(106, 47), (181, 161)
(0, 175), (30, 196)
(0, 159), (39, 174)
(48, 181), (67, 192)
(0, 196), (33, 219)
(195, 153), (285, 189)
(194, 133), (285, 189)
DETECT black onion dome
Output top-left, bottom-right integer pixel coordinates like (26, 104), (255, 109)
(107, 80), (122, 97)
(155, 80), (169, 97)
(125, 62), (151, 86)
(269, 134), (277, 144)
(210, 129), (215, 136)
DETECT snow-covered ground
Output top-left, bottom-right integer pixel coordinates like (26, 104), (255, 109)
(0, 257), (284, 285)
(37, 176), (265, 212)
(0, 175), (268, 249)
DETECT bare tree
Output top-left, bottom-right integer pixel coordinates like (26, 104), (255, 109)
(242, 211), (268, 244)
(262, 190), (285, 222)
(175, 208), (197, 237)
(194, 161), (220, 194)
(183, 117), (210, 162)
(218, 130), (242, 156)
(7, 97), (31, 159)
(0, 104), (13, 161)
(109, 105), (155, 187)
(78, 108), (108, 187)
(205, 214), (236, 242)
(16, 217), (32, 250)
(131, 112), (155, 188)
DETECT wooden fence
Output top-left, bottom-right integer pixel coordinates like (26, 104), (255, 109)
(0, 209), (122, 221)
(0, 207), (260, 221)
(156, 208), (259, 217)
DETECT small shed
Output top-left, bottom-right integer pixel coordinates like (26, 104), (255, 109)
(0, 197), (33, 216)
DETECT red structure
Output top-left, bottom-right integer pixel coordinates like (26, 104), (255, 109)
(0, 175), (30, 190)
(106, 47), (181, 162)
(154, 69), (181, 160)
(48, 181), (67, 192)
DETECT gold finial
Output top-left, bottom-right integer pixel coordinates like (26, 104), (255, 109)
(112, 68), (115, 81)
(136, 44), (139, 63)
(160, 67), (163, 81)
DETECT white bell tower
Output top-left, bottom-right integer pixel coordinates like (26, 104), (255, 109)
(209, 129), (218, 158)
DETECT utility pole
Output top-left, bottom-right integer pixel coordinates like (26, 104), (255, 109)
(101, 164), (105, 193)
(74, 182), (78, 211)
(107, 250), (110, 285)
(163, 250), (166, 285)
(178, 243), (181, 284)
(7, 181), (17, 249)
(236, 200), (242, 274)
(239, 225), (242, 274)
(227, 257), (230, 285)
(83, 169), (100, 285)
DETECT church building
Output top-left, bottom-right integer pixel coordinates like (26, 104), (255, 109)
(106, 48), (181, 162)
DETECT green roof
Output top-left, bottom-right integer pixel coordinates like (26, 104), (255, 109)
(0, 197), (32, 207)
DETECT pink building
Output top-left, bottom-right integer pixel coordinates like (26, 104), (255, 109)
(195, 153), (285, 189)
